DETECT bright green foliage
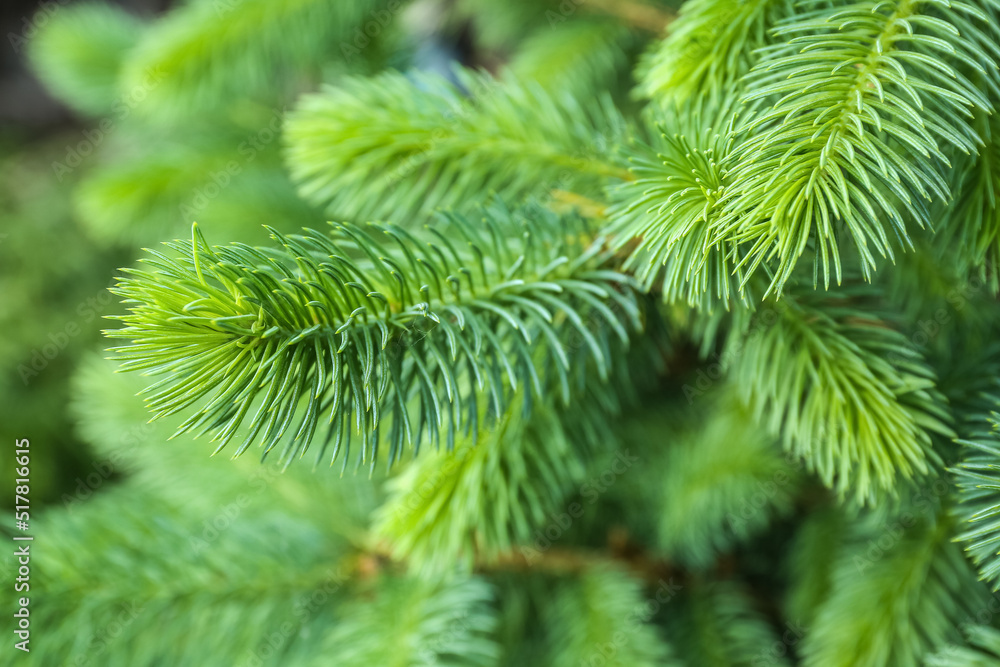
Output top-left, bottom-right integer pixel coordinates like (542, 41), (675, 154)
(650, 390), (799, 568)
(939, 111), (1000, 291)
(26, 2), (144, 116)
(800, 509), (990, 667)
(637, 0), (792, 104)
(73, 119), (320, 247)
(718, 0), (999, 295)
(372, 399), (585, 572)
(20, 0), (1000, 663)
(926, 625), (1000, 667)
(107, 204), (639, 470)
(730, 292), (953, 504)
(953, 409), (1000, 588)
(70, 354), (381, 534)
(319, 575), (500, 667)
(545, 566), (681, 667)
(284, 69), (629, 221)
(605, 98), (748, 309)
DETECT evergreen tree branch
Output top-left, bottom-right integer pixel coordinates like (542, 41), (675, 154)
(637, 0), (792, 105)
(718, 0), (998, 296)
(729, 290), (953, 504)
(952, 406), (1000, 589)
(372, 397), (587, 574)
(926, 625), (1000, 667)
(665, 580), (791, 667)
(800, 508), (990, 667)
(545, 566), (682, 667)
(604, 97), (752, 310)
(283, 69), (631, 223)
(313, 575), (500, 667)
(649, 389), (800, 568)
(105, 204), (640, 471)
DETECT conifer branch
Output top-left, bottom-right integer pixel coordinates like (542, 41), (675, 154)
(604, 99), (751, 310)
(952, 407), (1000, 589)
(729, 291), (953, 504)
(106, 205), (640, 471)
(717, 0), (998, 296)
(284, 69), (631, 223)
(801, 509), (990, 667)
(637, 0), (792, 104)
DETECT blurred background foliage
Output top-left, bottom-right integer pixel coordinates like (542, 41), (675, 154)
(8, 0), (1000, 665)
(0, 0), (674, 510)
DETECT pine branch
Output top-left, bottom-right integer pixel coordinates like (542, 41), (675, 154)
(604, 97), (752, 310)
(545, 566), (682, 667)
(119, 0), (381, 116)
(718, 0), (998, 296)
(70, 353), (379, 542)
(730, 290), (953, 504)
(371, 398), (587, 574)
(784, 506), (846, 626)
(800, 508), (990, 667)
(284, 69), (630, 223)
(926, 625), (1000, 667)
(640, 389), (799, 568)
(637, 0), (792, 104)
(105, 204), (640, 471)
(17, 487), (355, 666)
(314, 575), (500, 667)
(952, 407), (1000, 588)
(937, 109), (1000, 293)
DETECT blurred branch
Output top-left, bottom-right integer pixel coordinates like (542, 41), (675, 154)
(584, 0), (675, 33)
